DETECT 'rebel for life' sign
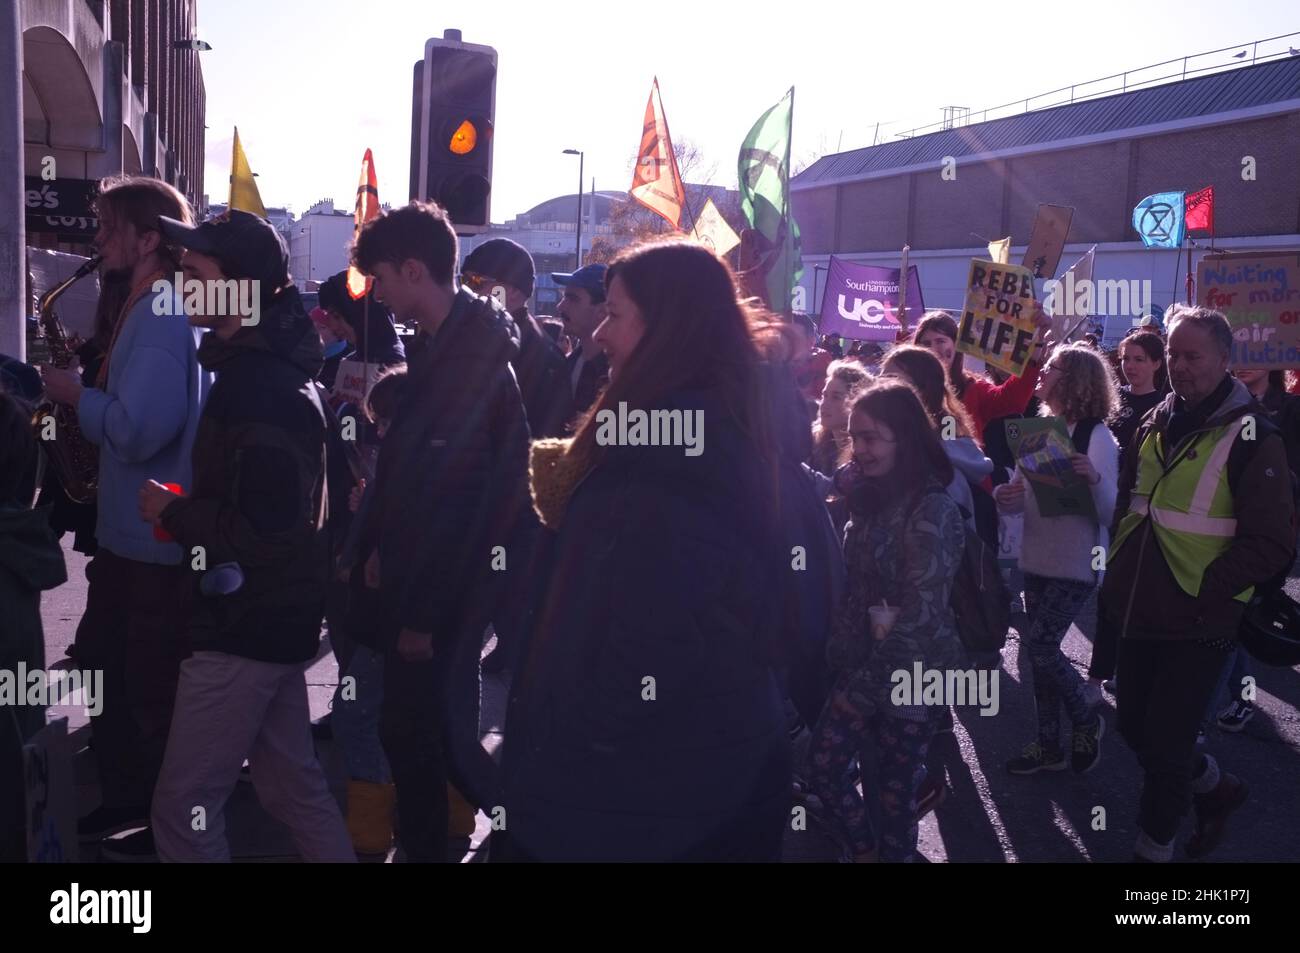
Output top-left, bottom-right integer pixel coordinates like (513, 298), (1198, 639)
(957, 259), (1045, 377)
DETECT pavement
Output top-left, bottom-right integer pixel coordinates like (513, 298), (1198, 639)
(38, 537), (1300, 862)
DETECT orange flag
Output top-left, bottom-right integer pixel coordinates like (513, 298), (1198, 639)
(629, 78), (686, 229)
(347, 149), (379, 299)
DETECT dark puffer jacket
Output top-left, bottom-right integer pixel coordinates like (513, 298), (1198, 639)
(503, 385), (791, 862)
(160, 287), (332, 664)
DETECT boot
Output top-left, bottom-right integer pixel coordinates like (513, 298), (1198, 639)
(1185, 773), (1248, 859)
(346, 779), (396, 856)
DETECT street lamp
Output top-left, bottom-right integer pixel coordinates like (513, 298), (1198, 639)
(563, 149), (583, 268)
(172, 39), (212, 51)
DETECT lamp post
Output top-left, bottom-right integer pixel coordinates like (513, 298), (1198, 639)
(563, 148), (583, 268)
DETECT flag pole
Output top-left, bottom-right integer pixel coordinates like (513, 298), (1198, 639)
(1171, 241), (1184, 312)
(785, 86), (795, 316)
(896, 244), (912, 338)
(1184, 235), (1194, 305)
(682, 186), (700, 235)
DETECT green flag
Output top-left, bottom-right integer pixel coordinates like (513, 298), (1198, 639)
(738, 87), (803, 313)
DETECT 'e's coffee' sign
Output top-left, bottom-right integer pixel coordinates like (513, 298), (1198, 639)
(957, 259), (1044, 377)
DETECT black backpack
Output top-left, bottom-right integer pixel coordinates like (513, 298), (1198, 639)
(918, 488), (1011, 663)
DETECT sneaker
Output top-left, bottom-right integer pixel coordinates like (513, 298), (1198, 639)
(99, 827), (157, 863)
(1072, 715), (1105, 774)
(77, 805), (149, 844)
(1006, 742), (1068, 775)
(1186, 774), (1249, 859)
(1216, 701), (1255, 733)
(1102, 678), (1117, 694)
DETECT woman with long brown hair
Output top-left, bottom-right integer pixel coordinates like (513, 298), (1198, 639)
(913, 310), (1042, 443)
(503, 240), (792, 861)
(880, 345), (994, 535)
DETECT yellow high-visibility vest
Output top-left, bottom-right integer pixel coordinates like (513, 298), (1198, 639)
(1111, 416), (1253, 602)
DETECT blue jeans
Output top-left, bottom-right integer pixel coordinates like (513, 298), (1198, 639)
(1202, 647), (1251, 728)
(332, 645), (390, 784)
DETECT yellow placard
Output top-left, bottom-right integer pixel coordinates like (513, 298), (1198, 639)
(957, 259), (1043, 377)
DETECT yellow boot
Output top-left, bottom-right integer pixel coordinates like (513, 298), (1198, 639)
(447, 783), (478, 839)
(346, 779), (395, 855)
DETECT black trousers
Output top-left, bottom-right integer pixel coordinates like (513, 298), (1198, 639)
(75, 550), (191, 812)
(379, 625), (500, 863)
(1116, 637), (1231, 845)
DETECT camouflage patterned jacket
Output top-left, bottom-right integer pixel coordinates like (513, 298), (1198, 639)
(827, 478), (966, 718)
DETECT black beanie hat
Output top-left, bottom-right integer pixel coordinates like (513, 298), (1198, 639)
(463, 238), (536, 297)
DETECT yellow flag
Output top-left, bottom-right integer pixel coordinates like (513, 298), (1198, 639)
(988, 236), (1011, 264)
(229, 127), (267, 218)
(691, 198), (741, 257)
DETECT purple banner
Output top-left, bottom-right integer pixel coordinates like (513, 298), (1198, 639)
(818, 257), (925, 341)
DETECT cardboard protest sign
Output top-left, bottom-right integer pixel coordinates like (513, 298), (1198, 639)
(818, 256), (925, 342)
(1197, 251), (1300, 369)
(1005, 416), (1096, 520)
(957, 260), (1044, 377)
(1022, 205), (1074, 280)
(332, 357), (385, 409)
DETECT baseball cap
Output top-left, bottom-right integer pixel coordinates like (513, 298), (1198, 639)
(158, 208), (290, 290)
(463, 238), (535, 297)
(551, 263), (608, 298)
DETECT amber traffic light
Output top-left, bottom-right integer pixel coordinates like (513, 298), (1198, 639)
(410, 35), (497, 233)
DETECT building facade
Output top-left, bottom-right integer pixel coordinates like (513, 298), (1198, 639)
(792, 54), (1300, 340)
(3, 0), (207, 358)
(287, 199), (354, 291)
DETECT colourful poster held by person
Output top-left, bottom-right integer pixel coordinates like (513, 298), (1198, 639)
(817, 256), (924, 342)
(1005, 417), (1097, 520)
(957, 259), (1044, 376)
(1198, 251), (1300, 369)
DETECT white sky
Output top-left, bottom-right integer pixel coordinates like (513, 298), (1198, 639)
(197, 0), (1299, 221)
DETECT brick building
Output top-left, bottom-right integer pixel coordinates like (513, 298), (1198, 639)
(21, 0), (207, 249)
(792, 54), (1300, 337)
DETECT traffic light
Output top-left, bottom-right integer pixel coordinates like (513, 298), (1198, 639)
(410, 32), (496, 234)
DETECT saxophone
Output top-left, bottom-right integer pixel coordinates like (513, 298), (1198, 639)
(33, 256), (102, 504)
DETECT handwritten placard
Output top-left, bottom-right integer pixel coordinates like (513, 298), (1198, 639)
(1198, 251), (1300, 369)
(958, 259), (1044, 377)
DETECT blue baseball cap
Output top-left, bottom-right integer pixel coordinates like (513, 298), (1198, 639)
(551, 263), (608, 298)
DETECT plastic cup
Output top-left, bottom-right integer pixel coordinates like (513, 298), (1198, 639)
(869, 604), (901, 641)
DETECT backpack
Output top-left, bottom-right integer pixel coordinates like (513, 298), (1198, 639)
(924, 489), (1011, 663)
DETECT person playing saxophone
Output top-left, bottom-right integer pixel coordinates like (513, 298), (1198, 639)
(38, 176), (211, 859)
